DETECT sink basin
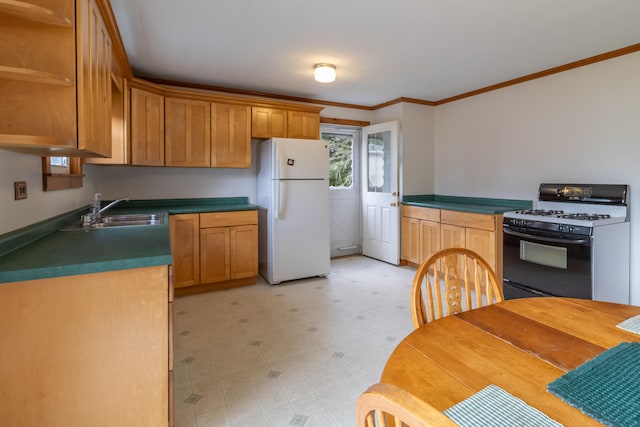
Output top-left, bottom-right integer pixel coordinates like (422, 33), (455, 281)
(99, 213), (164, 225)
(61, 213), (165, 231)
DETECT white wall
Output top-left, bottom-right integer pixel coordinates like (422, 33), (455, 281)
(373, 103), (436, 196)
(93, 142), (260, 202)
(0, 151), (98, 234)
(434, 52), (640, 304)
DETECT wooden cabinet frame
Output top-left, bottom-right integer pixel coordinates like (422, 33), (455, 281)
(401, 205), (503, 282)
(170, 211), (258, 297)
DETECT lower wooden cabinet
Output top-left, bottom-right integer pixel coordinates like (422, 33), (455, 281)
(0, 266), (170, 426)
(200, 226), (230, 283)
(401, 205), (502, 281)
(169, 214), (200, 288)
(170, 211), (258, 294)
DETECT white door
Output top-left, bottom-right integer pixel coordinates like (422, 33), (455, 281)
(362, 121), (400, 264)
(322, 126), (362, 258)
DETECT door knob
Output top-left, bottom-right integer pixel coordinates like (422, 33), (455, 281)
(390, 202), (397, 207)
(392, 192), (398, 197)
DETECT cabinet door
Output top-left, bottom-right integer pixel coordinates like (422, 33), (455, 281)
(230, 225), (258, 279)
(251, 106), (287, 139)
(419, 220), (441, 264)
(169, 214), (200, 288)
(77, 0), (112, 157)
(200, 227), (230, 283)
(401, 217), (420, 264)
(287, 111), (320, 139)
(466, 227), (497, 273)
(441, 224), (465, 250)
(165, 97), (211, 167)
(211, 103), (251, 168)
(131, 87), (164, 166)
(0, 0), (77, 147)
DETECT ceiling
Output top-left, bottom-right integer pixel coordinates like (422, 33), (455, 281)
(109, 0), (640, 107)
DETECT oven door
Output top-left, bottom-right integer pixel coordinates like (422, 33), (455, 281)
(503, 227), (592, 299)
(503, 280), (553, 299)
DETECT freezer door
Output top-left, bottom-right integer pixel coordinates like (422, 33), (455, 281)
(272, 138), (329, 180)
(270, 179), (330, 283)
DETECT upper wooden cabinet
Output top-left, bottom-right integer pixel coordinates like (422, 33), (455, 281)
(252, 106), (321, 139)
(76, 0), (112, 157)
(130, 87), (164, 166)
(0, 0), (76, 152)
(0, 0), (112, 157)
(251, 107), (287, 139)
(84, 72), (128, 165)
(287, 110), (320, 139)
(165, 97), (211, 167)
(127, 82), (322, 168)
(212, 103), (251, 168)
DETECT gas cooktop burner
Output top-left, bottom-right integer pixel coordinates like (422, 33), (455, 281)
(515, 209), (563, 216)
(513, 209), (612, 221)
(559, 213), (611, 221)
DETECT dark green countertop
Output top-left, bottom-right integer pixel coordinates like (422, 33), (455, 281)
(402, 194), (532, 214)
(0, 197), (258, 284)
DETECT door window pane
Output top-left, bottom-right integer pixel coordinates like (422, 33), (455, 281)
(367, 131), (391, 193)
(323, 132), (354, 189)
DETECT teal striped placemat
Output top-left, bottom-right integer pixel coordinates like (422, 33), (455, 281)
(444, 384), (563, 426)
(547, 341), (640, 427)
(617, 315), (640, 334)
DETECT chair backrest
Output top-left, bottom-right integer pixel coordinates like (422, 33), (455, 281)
(411, 248), (504, 328)
(356, 382), (458, 427)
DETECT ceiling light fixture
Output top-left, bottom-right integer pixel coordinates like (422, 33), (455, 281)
(314, 63), (336, 83)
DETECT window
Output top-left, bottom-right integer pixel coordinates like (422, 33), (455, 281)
(42, 156), (83, 191)
(322, 130), (356, 189)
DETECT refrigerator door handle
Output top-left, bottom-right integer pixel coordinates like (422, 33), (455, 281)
(273, 180), (280, 219)
(274, 141), (285, 180)
(274, 180), (288, 219)
(278, 180), (288, 219)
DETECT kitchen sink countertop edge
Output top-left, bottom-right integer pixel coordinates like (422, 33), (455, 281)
(0, 197), (258, 284)
(402, 194), (532, 214)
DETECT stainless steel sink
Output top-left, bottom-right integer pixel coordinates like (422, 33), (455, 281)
(61, 213), (165, 230)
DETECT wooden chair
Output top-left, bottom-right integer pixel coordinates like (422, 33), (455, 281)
(356, 382), (458, 427)
(411, 248), (504, 328)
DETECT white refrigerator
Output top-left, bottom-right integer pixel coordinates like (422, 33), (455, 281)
(256, 138), (330, 284)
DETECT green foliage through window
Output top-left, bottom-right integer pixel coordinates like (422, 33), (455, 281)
(323, 133), (353, 188)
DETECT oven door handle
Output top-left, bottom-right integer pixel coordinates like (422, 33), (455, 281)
(503, 228), (590, 245)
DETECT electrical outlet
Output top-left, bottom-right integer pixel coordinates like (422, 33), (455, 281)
(14, 181), (27, 200)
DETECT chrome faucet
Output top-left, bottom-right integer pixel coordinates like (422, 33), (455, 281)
(82, 193), (130, 226)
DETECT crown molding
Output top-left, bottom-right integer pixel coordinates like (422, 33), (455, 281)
(131, 43), (640, 111)
(434, 43), (640, 105)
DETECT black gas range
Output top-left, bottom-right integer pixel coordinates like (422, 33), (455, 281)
(502, 183), (630, 304)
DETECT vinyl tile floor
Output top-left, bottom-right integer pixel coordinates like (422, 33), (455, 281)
(173, 255), (417, 427)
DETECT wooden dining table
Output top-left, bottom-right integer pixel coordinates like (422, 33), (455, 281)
(381, 297), (640, 426)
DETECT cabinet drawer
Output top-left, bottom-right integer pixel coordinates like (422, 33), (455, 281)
(402, 205), (440, 222)
(441, 210), (495, 231)
(200, 210), (257, 228)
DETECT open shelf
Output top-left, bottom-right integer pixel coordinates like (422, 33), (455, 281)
(0, 0), (72, 27)
(0, 65), (73, 86)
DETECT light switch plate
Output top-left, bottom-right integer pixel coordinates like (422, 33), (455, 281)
(14, 181), (27, 200)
